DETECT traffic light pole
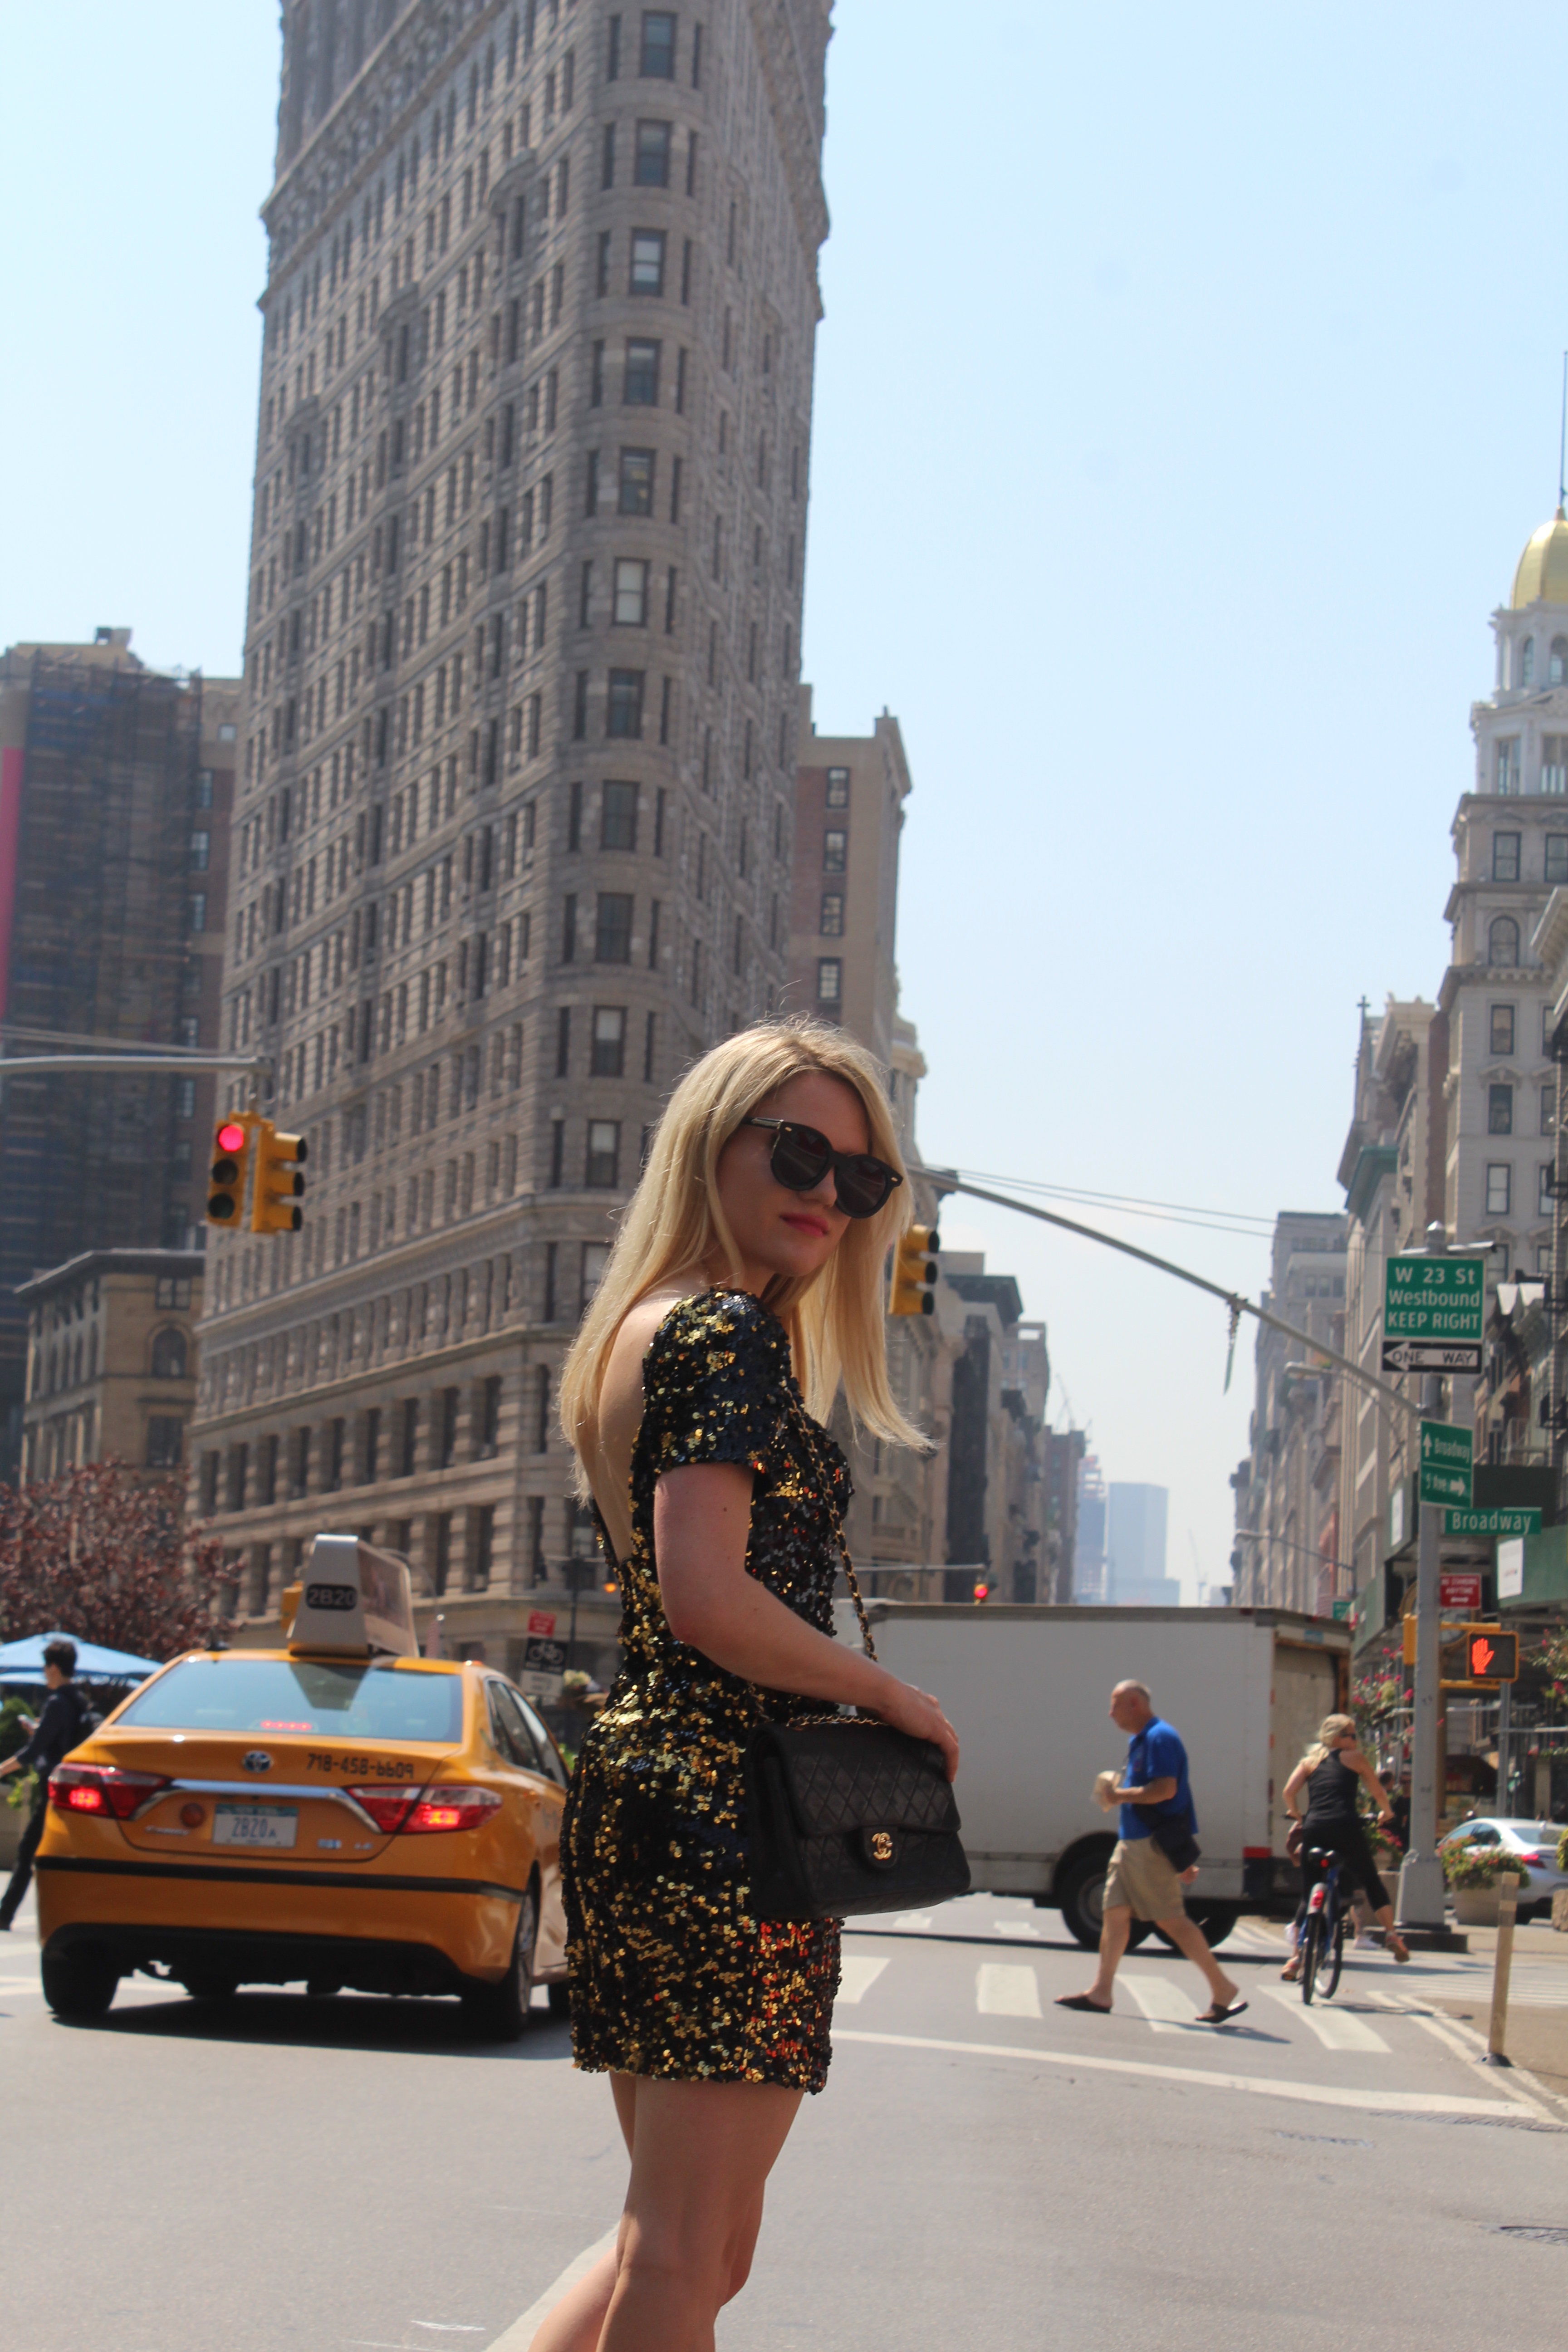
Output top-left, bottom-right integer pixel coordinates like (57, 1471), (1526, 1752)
(0, 1053), (270, 1078)
(1397, 1319), (1448, 1933)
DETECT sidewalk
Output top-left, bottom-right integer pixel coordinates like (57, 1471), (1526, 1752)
(1420, 1919), (1568, 2100)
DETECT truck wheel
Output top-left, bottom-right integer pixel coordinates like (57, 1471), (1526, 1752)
(1055, 1850), (1116, 1950)
(41, 1944), (119, 2022)
(462, 1887), (538, 2041)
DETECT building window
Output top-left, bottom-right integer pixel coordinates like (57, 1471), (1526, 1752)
(175, 1078), (196, 1120)
(587, 1118), (622, 1186)
(1541, 1163), (1557, 1217)
(1485, 1162), (1512, 1216)
(1491, 1240), (1511, 1280)
(619, 447), (655, 514)
(1495, 739), (1520, 795)
(474, 1503), (495, 1587)
(190, 828), (211, 871)
(1544, 737), (1568, 796)
(581, 1240), (610, 1312)
(1522, 636), (1537, 686)
(1547, 834), (1568, 884)
(629, 230), (666, 295)
(1493, 831), (1521, 882)
(1489, 915), (1520, 967)
(1544, 1083), (1556, 1136)
(433, 1513), (452, 1597)
(479, 1374), (503, 1454)
(601, 779), (638, 849)
(399, 1398), (419, 1477)
(189, 893), (208, 934)
(155, 1276), (192, 1309)
(607, 670), (645, 738)
(823, 828), (847, 873)
(614, 558), (649, 624)
(624, 338), (660, 403)
(640, 10), (676, 77)
(440, 1385), (460, 1467)
(592, 1005), (627, 1074)
(1490, 1003), (1515, 1056)
(817, 957), (842, 1005)
(595, 891), (634, 961)
(150, 1327), (188, 1380)
(819, 892), (844, 937)
(825, 766), (849, 808)
(634, 120), (671, 186)
(1489, 1083), (1514, 1135)
(1553, 637), (1568, 686)
(146, 1416), (185, 1470)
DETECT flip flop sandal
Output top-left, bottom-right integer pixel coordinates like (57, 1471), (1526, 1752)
(1196, 2000), (1249, 2025)
(1054, 1993), (1112, 2013)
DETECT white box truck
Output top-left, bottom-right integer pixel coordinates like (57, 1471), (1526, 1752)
(851, 1602), (1350, 1948)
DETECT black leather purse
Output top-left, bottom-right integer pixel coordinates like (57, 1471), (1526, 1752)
(745, 1436), (970, 1923)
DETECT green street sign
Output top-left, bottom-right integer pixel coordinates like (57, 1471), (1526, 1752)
(1381, 1252), (1487, 1374)
(1331, 1597), (1354, 1622)
(1443, 1506), (1543, 1538)
(1418, 1418), (1473, 1507)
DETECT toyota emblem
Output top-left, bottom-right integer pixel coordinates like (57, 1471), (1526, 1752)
(242, 1750), (273, 1774)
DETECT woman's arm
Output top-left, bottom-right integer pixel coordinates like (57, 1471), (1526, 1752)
(654, 1462), (960, 1779)
(1282, 1759), (1310, 1820)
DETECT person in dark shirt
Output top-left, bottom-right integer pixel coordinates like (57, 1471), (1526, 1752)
(0, 1640), (90, 1931)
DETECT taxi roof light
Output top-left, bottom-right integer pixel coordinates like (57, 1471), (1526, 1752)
(288, 1534), (419, 1659)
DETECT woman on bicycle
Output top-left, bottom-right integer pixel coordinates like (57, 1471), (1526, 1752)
(1280, 1714), (1410, 1978)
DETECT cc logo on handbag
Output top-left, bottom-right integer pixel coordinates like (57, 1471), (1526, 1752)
(869, 1830), (894, 1863)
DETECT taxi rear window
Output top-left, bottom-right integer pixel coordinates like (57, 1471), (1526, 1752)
(115, 1659), (463, 1743)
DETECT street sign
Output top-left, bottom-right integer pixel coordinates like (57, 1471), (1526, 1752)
(1418, 1419), (1472, 1507)
(519, 1633), (567, 1702)
(1439, 1571), (1483, 1610)
(1499, 1536), (1526, 1599)
(527, 1609), (558, 1638)
(1442, 1506), (1543, 1539)
(1330, 1597), (1354, 1622)
(1381, 1251), (1486, 1375)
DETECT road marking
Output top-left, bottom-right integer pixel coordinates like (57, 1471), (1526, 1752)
(1260, 1988), (1389, 2053)
(1121, 1975), (1201, 2034)
(997, 1917), (1042, 1938)
(888, 1912), (933, 1931)
(976, 1963), (1041, 2019)
(1371, 1995), (1563, 2125)
(831, 2029), (1526, 2118)
(482, 2226), (620, 2352)
(834, 1955), (889, 2006)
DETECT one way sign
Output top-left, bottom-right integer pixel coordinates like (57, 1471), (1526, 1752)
(1381, 1338), (1483, 1375)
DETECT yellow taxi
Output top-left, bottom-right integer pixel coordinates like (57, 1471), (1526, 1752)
(35, 1537), (571, 2038)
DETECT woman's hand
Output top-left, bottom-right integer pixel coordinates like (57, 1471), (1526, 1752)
(867, 1675), (960, 1781)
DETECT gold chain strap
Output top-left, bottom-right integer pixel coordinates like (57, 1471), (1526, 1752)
(794, 1406), (877, 1663)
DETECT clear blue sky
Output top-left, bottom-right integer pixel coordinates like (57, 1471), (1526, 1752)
(4, 5), (1565, 1600)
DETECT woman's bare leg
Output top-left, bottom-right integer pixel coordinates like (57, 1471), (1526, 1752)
(526, 2080), (639, 2352)
(598, 2076), (802, 2352)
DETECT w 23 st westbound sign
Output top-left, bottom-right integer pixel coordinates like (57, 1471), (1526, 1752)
(1381, 1252), (1486, 1375)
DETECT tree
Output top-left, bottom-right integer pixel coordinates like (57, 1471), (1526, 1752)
(0, 1462), (231, 1660)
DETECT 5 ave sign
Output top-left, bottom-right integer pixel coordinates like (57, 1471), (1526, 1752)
(1417, 1419), (1473, 1508)
(1382, 1251), (1486, 1376)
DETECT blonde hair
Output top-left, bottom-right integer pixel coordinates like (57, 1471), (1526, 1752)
(1303, 1712), (1357, 1770)
(559, 1017), (925, 1491)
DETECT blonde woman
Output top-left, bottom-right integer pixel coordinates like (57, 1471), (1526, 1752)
(534, 1020), (959, 2352)
(1280, 1714), (1409, 1978)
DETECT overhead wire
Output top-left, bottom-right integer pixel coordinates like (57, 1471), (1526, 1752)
(951, 1166), (1280, 1242)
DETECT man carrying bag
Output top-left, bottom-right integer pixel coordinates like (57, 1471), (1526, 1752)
(1056, 1678), (1246, 2025)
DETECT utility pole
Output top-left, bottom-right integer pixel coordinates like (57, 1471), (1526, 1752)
(1397, 1221), (1450, 1933)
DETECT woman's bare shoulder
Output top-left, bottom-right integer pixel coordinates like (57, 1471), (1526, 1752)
(598, 1283), (708, 1423)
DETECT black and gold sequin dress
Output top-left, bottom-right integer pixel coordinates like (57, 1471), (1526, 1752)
(561, 1288), (848, 2092)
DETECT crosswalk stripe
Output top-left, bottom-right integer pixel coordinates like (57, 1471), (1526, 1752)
(1120, 1974), (1201, 2033)
(1259, 1986), (1389, 2052)
(976, 1962), (1041, 2019)
(835, 1956), (890, 2006)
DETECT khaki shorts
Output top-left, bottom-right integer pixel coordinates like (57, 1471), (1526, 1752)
(1103, 1835), (1187, 1923)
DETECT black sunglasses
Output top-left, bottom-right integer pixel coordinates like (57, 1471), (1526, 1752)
(742, 1118), (903, 1220)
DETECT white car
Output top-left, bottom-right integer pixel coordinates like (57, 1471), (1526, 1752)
(1439, 1818), (1567, 1919)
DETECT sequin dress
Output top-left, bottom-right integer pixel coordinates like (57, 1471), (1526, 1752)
(561, 1288), (848, 2092)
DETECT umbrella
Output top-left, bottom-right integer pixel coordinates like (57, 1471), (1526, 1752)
(0, 1632), (163, 1683)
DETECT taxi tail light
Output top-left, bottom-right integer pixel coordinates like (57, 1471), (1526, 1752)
(404, 1784), (503, 1834)
(49, 1763), (171, 1820)
(346, 1785), (426, 1834)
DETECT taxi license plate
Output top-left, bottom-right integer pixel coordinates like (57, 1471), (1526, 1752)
(213, 1803), (299, 1851)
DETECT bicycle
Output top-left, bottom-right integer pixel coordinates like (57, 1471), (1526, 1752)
(1298, 1846), (1348, 2005)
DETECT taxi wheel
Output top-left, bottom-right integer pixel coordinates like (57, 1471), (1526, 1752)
(462, 1887), (539, 2041)
(41, 1944), (118, 2022)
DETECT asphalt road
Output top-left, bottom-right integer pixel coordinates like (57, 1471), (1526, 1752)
(3, 1888), (1567, 2352)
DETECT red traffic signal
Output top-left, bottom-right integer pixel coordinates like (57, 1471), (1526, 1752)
(216, 1120), (247, 1156)
(972, 1580), (990, 1604)
(206, 1115), (251, 1226)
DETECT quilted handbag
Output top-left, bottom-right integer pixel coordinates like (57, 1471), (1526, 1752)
(745, 1427), (970, 1922)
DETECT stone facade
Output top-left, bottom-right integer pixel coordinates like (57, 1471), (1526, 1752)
(191, 0), (831, 1671)
(788, 691), (907, 1067)
(19, 1250), (205, 1485)
(1230, 1211), (1347, 1612)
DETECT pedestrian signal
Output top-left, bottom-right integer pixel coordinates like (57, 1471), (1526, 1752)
(890, 1224), (941, 1316)
(206, 1117), (251, 1226)
(1438, 1623), (1519, 1687)
(250, 1120), (309, 1234)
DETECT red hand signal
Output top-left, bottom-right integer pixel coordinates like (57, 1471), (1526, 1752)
(1470, 1636), (1495, 1676)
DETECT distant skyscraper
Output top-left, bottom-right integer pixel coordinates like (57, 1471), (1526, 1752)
(1074, 1453), (1107, 1603)
(1107, 1481), (1174, 1607)
(190, 1), (831, 1664)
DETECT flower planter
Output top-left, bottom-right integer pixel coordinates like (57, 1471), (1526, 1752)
(1452, 1887), (1501, 1926)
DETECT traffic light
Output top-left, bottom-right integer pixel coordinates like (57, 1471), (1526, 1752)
(890, 1224), (941, 1315)
(206, 1116), (251, 1226)
(972, 1579), (990, 1604)
(1438, 1623), (1520, 1687)
(250, 1120), (309, 1234)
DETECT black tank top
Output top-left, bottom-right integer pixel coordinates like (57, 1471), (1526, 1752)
(1302, 1750), (1361, 1826)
